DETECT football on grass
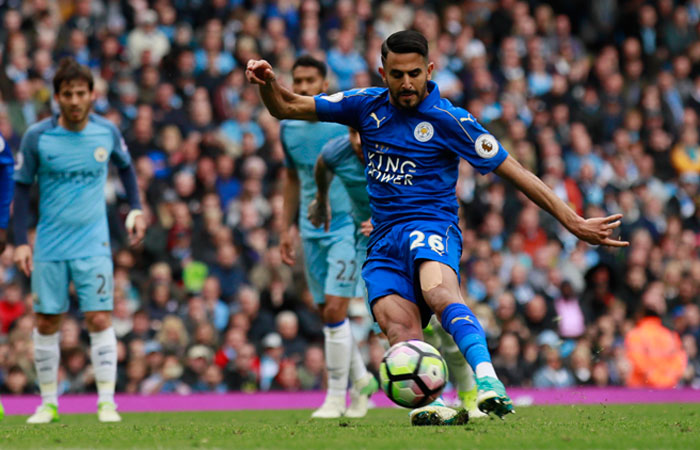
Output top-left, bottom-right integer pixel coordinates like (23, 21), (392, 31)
(379, 340), (448, 408)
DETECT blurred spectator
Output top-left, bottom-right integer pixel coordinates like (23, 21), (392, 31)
(533, 347), (575, 388)
(0, 282), (25, 334)
(625, 283), (688, 388)
(0, 365), (33, 394)
(127, 9), (170, 68)
(297, 345), (325, 390)
(209, 244), (247, 302)
(259, 332), (284, 391)
(141, 354), (191, 395)
(327, 28), (368, 90)
(194, 364), (227, 393)
(225, 343), (258, 392)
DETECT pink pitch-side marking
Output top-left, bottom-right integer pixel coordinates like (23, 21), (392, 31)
(3, 388), (700, 415)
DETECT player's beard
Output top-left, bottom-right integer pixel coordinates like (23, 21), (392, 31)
(390, 83), (426, 110)
(61, 102), (92, 128)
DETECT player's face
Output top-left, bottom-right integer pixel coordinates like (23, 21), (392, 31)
(379, 52), (434, 110)
(55, 79), (93, 126)
(348, 127), (364, 162)
(291, 66), (328, 97)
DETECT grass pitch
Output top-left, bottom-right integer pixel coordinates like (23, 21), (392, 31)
(1, 404), (698, 449)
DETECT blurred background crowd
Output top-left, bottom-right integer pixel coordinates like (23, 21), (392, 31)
(0, 0), (699, 398)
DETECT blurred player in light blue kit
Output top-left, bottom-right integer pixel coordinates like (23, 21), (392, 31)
(0, 130), (14, 422)
(248, 30), (628, 425)
(279, 56), (377, 419)
(12, 58), (146, 424)
(309, 128), (487, 421)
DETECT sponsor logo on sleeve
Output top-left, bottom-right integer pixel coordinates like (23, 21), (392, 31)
(474, 134), (498, 159)
(320, 92), (344, 103)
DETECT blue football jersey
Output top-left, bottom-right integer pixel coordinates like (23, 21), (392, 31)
(0, 132), (13, 229)
(280, 120), (354, 238)
(314, 81), (508, 247)
(320, 136), (370, 228)
(14, 114), (132, 261)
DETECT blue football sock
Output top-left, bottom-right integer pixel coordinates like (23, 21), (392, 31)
(440, 303), (491, 370)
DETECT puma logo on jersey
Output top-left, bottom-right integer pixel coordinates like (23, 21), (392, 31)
(370, 112), (387, 128)
(460, 116), (474, 123)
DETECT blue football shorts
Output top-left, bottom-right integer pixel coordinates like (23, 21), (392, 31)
(32, 255), (114, 314)
(362, 219), (462, 328)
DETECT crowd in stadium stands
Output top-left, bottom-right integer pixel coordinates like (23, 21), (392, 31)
(0, 0), (699, 397)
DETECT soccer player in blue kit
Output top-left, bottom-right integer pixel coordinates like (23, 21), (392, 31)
(12, 58), (146, 423)
(309, 129), (488, 423)
(279, 56), (377, 419)
(247, 30), (628, 422)
(0, 130), (14, 422)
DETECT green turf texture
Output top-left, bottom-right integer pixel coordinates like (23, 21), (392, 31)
(1, 404), (698, 449)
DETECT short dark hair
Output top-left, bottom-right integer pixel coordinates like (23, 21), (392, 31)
(53, 57), (94, 93)
(381, 30), (429, 61)
(292, 55), (327, 78)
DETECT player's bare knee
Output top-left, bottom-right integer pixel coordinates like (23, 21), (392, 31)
(36, 314), (61, 334)
(85, 311), (112, 332)
(381, 311), (422, 344)
(422, 285), (454, 317)
(322, 296), (349, 323)
(385, 320), (422, 345)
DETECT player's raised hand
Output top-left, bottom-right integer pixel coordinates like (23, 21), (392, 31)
(246, 59), (275, 85)
(14, 244), (33, 276)
(307, 197), (331, 232)
(573, 214), (629, 247)
(360, 218), (374, 237)
(280, 227), (298, 266)
(126, 210), (146, 248)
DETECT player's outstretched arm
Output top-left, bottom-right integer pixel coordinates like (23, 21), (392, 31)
(308, 156), (334, 231)
(494, 155), (629, 247)
(246, 59), (317, 121)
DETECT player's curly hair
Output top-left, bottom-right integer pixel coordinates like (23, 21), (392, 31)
(53, 57), (94, 93)
(381, 30), (429, 62)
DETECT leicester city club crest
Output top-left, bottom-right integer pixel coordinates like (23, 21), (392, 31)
(414, 121), (434, 142)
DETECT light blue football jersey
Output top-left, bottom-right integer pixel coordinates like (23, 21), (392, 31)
(280, 120), (353, 238)
(314, 81), (508, 248)
(320, 136), (370, 229)
(14, 114), (132, 261)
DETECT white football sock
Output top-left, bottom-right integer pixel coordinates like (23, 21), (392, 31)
(475, 362), (498, 379)
(90, 327), (117, 405)
(33, 329), (60, 406)
(324, 320), (352, 397)
(348, 331), (369, 382)
(435, 322), (475, 392)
